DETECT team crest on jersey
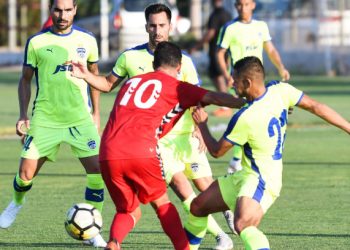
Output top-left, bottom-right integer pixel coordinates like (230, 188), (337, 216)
(191, 163), (199, 172)
(87, 139), (96, 150)
(76, 47), (86, 59)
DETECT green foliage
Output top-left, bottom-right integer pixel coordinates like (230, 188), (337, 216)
(0, 71), (349, 249)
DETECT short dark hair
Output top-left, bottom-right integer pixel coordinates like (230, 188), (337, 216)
(50, 0), (77, 7)
(153, 42), (182, 69)
(145, 3), (172, 22)
(234, 56), (265, 78)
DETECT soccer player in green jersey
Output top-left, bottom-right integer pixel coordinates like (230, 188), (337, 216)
(0, 0), (106, 247)
(184, 56), (350, 250)
(217, 0), (291, 176)
(88, 3), (234, 249)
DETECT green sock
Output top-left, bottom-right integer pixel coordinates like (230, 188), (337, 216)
(13, 173), (33, 205)
(182, 193), (196, 213)
(85, 174), (104, 212)
(240, 226), (270, 250)
(182, 193), (222, 237)
(184, 212), (208, 250)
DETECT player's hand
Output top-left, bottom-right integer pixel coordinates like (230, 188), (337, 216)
(192, 104), (208, 125)
(68, 61), (88, 79)
(192, 127), (207, 153)
(16, 118), (30, 137)
(279, 68), (290, 81)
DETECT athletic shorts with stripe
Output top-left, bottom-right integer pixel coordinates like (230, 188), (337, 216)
(21, 123), (100, 161)
(159, 133), (212, 184)
(218, 170), (279, 213)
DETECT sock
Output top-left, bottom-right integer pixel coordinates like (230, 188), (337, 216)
(182, 193), (222, 237)
(13, 173), (33, 205)
(85, 174), (104, 212)
(240, 226), (270, 250)
(182, 193), (196, 213)
(110, 213), (136, 243)
(184, 212), (208, 250)
(157, 202), (189, 250)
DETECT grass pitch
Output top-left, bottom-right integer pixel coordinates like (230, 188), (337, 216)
(0, 70), (349, 249)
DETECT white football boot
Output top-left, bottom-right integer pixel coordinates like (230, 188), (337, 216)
(0, 201), (23, 229)
(223, 210), (237, 235)
(214, 231), (233, 250)
(83, 233), (107, 248)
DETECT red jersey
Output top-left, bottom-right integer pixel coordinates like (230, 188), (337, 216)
(100, 71), (208, 160)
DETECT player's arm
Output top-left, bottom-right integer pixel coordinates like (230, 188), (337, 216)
(217, 47), (233, 85)
(263, 41), (290, 81)
(70, 61), (124, 92)
(87, 62), (101, 130)
(17, 66), (34, 136)
(297, 94), (350, 134)
(192, 105), (233, 157)
(201, 90), (246, 109)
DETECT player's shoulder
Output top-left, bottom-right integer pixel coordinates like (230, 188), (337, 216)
(180, 50), (195, 64)
(223, 17), (240, 29)
(123, 43), (150, 55)
(251, 19), (269, 27)
(266, 80), (292, 90)
(27, 28), (51, 44)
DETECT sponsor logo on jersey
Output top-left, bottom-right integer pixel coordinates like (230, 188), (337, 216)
(53, 64), (72, 74)
(191, 163), (199, 172)
(77, 47), (86, 59)
(87, 139), (96, 150)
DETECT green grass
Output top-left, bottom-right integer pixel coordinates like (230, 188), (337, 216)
(0, 70), (349, 249)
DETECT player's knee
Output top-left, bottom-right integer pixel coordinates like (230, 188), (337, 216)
(189, 197), (207, 217)
(18, 170), (34, 182)
(131, 207), (142, 222)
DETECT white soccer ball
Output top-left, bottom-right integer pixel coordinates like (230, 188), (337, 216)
(64, 203), (102, 240)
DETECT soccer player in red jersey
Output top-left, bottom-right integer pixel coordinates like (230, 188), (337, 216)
(70, 41), (245, 250)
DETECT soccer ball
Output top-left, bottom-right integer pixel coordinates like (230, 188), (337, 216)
(64, 203), (102, 240)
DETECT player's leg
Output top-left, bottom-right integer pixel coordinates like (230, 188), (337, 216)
(68, 124), (106, 247)
(0, 125), (59, 229)
(234, 197), (269, 250)
(0, 157), (46, 228)
(185, 180), (229, 250)
(79, 156), (104, 212)
(223, 172), (276, 250)
(100, 159), (141, 249)
(150, 193), (190, 250)
(185, 133), (235, 241)
(68, 124), (104, 212)
(127, 156), (189, 250)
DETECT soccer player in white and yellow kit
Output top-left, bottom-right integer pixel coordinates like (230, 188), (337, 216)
(184, 56), (350, 250)
(216, 0), (290, 174)
(102, 3), (234, 249)
(0, 0), (106, 247)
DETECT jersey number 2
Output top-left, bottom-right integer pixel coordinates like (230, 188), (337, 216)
(268, 109), (287, 160)
(119, 77), (162, 109)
